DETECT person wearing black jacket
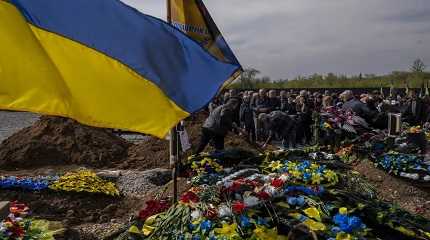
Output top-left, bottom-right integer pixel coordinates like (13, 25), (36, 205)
(404, 90), (425, 126)
(239, 95), (256, 143)
(261, 111), (297, 149)
(195, 98), (240, 154)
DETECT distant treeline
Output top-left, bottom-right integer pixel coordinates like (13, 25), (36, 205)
(229, 71), (430, 89)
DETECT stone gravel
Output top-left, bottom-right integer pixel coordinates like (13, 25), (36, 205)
(116, 168), (172, 198)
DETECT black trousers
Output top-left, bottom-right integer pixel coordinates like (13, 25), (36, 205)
(195, 128), (225, 154)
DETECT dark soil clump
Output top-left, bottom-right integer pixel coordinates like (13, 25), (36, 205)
(0, 116), (130, 169)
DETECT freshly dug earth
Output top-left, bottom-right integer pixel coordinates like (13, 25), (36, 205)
(116, 112), (260, 170)
(0, 190), (127, 225)
(0, 116), (130, 169)
(353, 160), (430, 219)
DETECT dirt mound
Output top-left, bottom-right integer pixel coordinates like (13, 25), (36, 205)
(115, 113), (208, 170)
(119, 137), (170, 170)
(115, 112), (260, 170)
(353, 160), (430, 219)
(0, 116), (130, 169)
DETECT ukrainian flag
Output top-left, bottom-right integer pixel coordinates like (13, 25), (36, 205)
(0, 0), (241, 138)
(168, 0), (242, 84)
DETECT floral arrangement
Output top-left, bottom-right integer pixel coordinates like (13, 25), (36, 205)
(264, 160), (338, 186)
(336, 145), (358, 164)
(0, 176), (57, 191)
(408, 126), (423, 134)
(121, 149), (430, 240)
(0, 202), (60, 240)
(191, 157), (224, 175)
(49, 170), (119, 196)
(374, 153), (430, 181)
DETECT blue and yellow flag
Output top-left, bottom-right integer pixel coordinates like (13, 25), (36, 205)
(0, 0), (241, 138)
(168, 0), (242, 83)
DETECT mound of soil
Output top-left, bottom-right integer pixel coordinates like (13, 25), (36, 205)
(353, 160), (430, 219)
(0, 116), (130, 170)
(115, 112), (260, 170)
(0, 190), (126, 225)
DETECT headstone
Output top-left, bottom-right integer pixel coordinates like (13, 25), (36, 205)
(388, 113), (402, 136)
(0, 201), (10, 219)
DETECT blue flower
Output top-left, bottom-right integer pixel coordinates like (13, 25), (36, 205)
(303, 173), (311, 182)
(188, 223), (196, 231)
(192, 235), (201, 240)
(316, 165), (326, 174)
(201, 220), (212, 232)
(239, 215), (251, 228)
(348, 216), (363, 230)
(333, 213), (365, 233)
(287, 196), (305, 206)
(331, 227), (341, 234)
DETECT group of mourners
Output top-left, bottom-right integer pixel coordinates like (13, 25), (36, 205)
(195, 88), (430, 154)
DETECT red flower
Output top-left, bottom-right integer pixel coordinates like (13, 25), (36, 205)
(180, 191), (200, 204)
(271, 178), (284, 188)
(232, 201), (246, 214)
(138, 199), (170, 221)
(256, 191), (271, 200)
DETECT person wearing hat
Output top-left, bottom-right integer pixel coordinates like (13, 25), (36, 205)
(195, 98), (241, 154)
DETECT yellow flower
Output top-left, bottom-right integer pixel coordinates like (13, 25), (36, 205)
(253, 226), (287, 240)
(304, 207), (321, 221)
(336, 232), (352, 240)
(303, 219), (326, 231)
(215, 223), (239, 238)
(268, 161), (284, 171)
(142, 225), (155, 236)
(291, 170), (302, 179)
(339, 207), (348, 215)
(128, 225), (141, 234)
(311, 173), (322, 184)
(324, 170), (338, 184)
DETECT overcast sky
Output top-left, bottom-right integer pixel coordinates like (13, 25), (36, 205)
(123, 0), (430, 79)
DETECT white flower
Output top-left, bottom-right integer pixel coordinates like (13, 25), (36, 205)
(262, 175), (272, 182)
(244, 196), (260, 207)
(423, 175), (430, 181)
(218, 204), (233, 218)
(265, 186), (279, 197)
(223, 180), (234, 188)
(279, 174), (289, 182)
(399, 172), (419, 180)
(191, 209), (202, 220)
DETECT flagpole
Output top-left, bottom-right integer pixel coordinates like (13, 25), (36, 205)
(166, 0), (179, 204)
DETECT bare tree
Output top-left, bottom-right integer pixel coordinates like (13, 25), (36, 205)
(239, 68), (260, 89)
(410, 58), (426, 73)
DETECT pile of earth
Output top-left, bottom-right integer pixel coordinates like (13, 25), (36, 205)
(0, 116), (130, 170)
(0, 112), (259, 170)
(116, 112), (261, 170)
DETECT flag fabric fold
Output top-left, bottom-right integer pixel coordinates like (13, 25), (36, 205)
(0, 0), (241, 138)
(168, 0), (243, 84)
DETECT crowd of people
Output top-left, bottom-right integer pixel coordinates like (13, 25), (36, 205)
(195, 88), (430, 153)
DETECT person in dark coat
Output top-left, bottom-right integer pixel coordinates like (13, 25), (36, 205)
(404, 90), (425, 125)
(341, 90), (375, 123)
(239, 95), (256, 142)
(195, 98), (240, 154)
(261, 111), (297, 149)
(296, 96), (312, 145)
(281, 95), (297, 115)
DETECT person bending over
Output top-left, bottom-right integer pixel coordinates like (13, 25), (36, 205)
(261, 111), (297, 149)
(195, 98), (240, 154)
